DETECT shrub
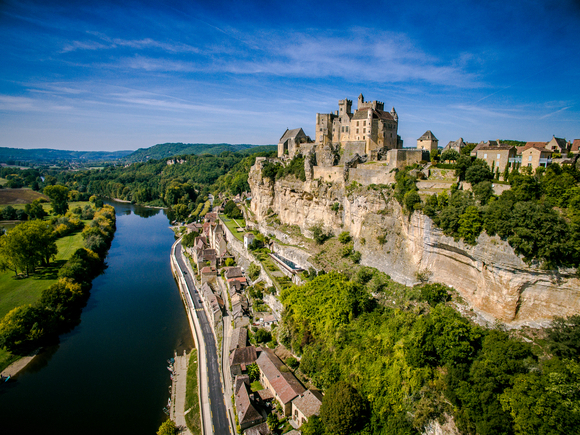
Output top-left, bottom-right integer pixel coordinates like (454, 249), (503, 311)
(338, 231), (351, 244)
(285, 357), (299, 370)
(248, 262), (261, 280)
(310, 223), (330, 245)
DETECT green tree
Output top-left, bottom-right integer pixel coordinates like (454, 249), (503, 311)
(465, 160), (493, 185)
(1, 205), (17, 220)
(24, 199), (47, 220)
(156, 419), (176, 435)
(457, 205), (483, 245)
(440, 149), (460, 163)
(44, 185), (70, 215)
(320, 381), (367, 435)
(310, 223), (330, 245)
(546, 315), (580, 361)
(0, 304), (44, 351)
(473, 180), (494, 205)
(255, 328), (271, 343)
(301, 415), (324, 435)
(173, 203), (189, 222)
(0, 220), (57, 275)
(247, 362), (260, 382)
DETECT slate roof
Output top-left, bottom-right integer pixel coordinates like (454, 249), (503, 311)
(257, 389), (274, 401)
(235, 382), (263, 427)
(292, 390), (323, 419)
(244, 422), (271, 435)
(225, 267), (244, 279)
(234, 374), (250, 394)
(418, 130), (437, 141)
(279, 128), (305, 143)
(257, 348), (305, 404)
(230, 327), (248, 352)
(351, 107), (395, 121)
(230, 346), (258, 367)
(443, 138), (466, 150)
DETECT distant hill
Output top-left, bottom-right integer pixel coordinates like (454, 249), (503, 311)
(123, 143), (276, 162)
(0, 147), (133, 164)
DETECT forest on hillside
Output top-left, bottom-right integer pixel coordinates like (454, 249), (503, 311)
(280, 272), (580, 435)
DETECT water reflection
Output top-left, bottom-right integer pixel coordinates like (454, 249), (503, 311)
(0, 199), (193, 434)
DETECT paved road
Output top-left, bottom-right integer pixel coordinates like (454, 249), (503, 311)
(174, 242), (230, 435)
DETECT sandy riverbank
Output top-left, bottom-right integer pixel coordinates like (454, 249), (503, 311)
(0, 349), (40, 378)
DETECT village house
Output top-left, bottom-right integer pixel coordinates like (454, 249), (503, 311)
(243, 422), (271, 435)
(234, 375), (265, 431)
(473, 143), (517, 175)
(291, 389), (324, 428)
(230, 327), (248, 352)
(571, 139), (580, 154)
(256, 348), (306, 416)
(200, 266), (217, 284)
(229, 346), (258, 379)
(546, 136), (569, 154)
(517, 142), (553, 170)
(224, 266), (244, 280)
(199, 282), (223, 328)
(442, 137), (467, 153)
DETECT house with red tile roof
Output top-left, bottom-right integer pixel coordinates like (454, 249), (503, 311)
(256, 348), (306, 416)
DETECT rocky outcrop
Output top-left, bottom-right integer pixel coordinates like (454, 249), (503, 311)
(248, 161), (580, 326)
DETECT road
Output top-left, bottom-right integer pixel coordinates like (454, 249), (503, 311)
(174, 242), (230, 435)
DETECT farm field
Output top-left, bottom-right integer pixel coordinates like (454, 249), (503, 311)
(0, 188), (48, 205)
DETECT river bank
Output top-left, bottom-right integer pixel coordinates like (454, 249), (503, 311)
(0, 200), (192, 435)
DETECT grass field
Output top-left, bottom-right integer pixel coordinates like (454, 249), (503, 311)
(0, 231), (85, 320)
(184, 349), (201, 435)
(219, 215), (245, 242)
(0, 178), (7, 186)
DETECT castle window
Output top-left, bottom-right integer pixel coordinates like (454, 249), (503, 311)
(363, 121), (366, 126)
(363, 136), (366, 139)
(356, 129), (359, 134)
(497, 154), (500, 159)
(484, 153), (487, 159)
(357, 121), (359, 126)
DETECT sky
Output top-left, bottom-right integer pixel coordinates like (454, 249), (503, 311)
(0, 0), (579, 151)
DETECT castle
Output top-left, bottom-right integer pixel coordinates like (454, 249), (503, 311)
(278, 94), (403, 162)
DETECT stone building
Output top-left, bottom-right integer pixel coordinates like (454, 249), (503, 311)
(520, 143), (553, 170)
(291, 390), (323, 428)
(473, 143), (517, 174)
(313, 93), (401, 155)
(546, 136), (569, 154)
(443, 137), (467, 153)
(256, 348), (305, 416)
(417, 130), (438, 154)
(278, 128), (311, 159)
(571, 139), (580, 154)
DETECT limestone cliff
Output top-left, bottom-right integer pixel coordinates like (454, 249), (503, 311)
(248, 159), (580, 326)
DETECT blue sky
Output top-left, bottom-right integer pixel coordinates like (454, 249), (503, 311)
(0, 0), (579, 151)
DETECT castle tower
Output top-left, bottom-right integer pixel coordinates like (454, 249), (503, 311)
(417, 130), (438, 154)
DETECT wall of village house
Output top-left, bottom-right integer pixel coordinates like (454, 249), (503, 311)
(477, 150), (512, 174)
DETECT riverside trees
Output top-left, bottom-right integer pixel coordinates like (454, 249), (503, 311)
(0, 204), (116, 353)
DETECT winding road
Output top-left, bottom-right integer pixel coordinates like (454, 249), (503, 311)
(173, 242), (230, 435)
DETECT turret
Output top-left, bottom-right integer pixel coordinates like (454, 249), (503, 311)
(391, 107), (398, 122)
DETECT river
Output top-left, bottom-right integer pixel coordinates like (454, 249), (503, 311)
(0, 201), (193, 434)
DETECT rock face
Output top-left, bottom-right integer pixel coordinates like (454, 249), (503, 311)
(248, 159), (580, 326)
